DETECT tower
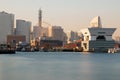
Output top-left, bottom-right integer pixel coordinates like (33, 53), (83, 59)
(39, 9), (42, 27)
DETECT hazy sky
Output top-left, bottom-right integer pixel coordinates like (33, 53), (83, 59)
(0, 0), (120, 34)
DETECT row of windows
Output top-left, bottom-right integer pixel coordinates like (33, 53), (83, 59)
(98, 32), (105, 34)
(85, 32), (105, 35)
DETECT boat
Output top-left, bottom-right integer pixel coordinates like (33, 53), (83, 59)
(0, 49), (15, 54)
(0, 44), (15, 54)
(108, 48), (117, 53)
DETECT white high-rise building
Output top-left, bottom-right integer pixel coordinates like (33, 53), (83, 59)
(16, 20), (31, 43)
(0, 11), (14, 43)
(48, 26), (64, 41)
(90, 16), (102, 28)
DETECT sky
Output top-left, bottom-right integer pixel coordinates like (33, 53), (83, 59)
(0, 0), (120, 35)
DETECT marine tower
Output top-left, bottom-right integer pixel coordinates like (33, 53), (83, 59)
(39, 9), (42, 27)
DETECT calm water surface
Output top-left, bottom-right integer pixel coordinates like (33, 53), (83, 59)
(0, 52), (120, 80)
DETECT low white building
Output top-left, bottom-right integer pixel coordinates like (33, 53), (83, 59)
(81, 16), (116, 52)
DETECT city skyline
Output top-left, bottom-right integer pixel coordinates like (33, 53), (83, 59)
(0, 0), (120, 35)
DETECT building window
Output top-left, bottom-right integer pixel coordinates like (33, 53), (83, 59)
(12, 40), (16, 43)
(98, 32), (105, 34)
(83, 43), (87, 49)
(85, 32), (87, 34)
(96, 36), (106, 41)
(86, 36), (89, 41)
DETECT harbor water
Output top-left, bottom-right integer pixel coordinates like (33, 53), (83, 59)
(0, 52), (120, 80)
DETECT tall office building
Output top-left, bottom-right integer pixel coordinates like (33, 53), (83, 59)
(16, 20), (32, 43)
(0, 11), (14, 43)
(48, 26), (64, 41)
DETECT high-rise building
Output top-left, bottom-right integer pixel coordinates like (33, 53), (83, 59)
(16, 20), (32, 43)
(66, 31), (79, 43)
(0, 11), (14, 43)
(42, 27), (48, 37)
(33, 26), (42, 39)
(48, 26), (64, 41)
(78, 31), (83, 39)
(90, 16), (102, 28)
